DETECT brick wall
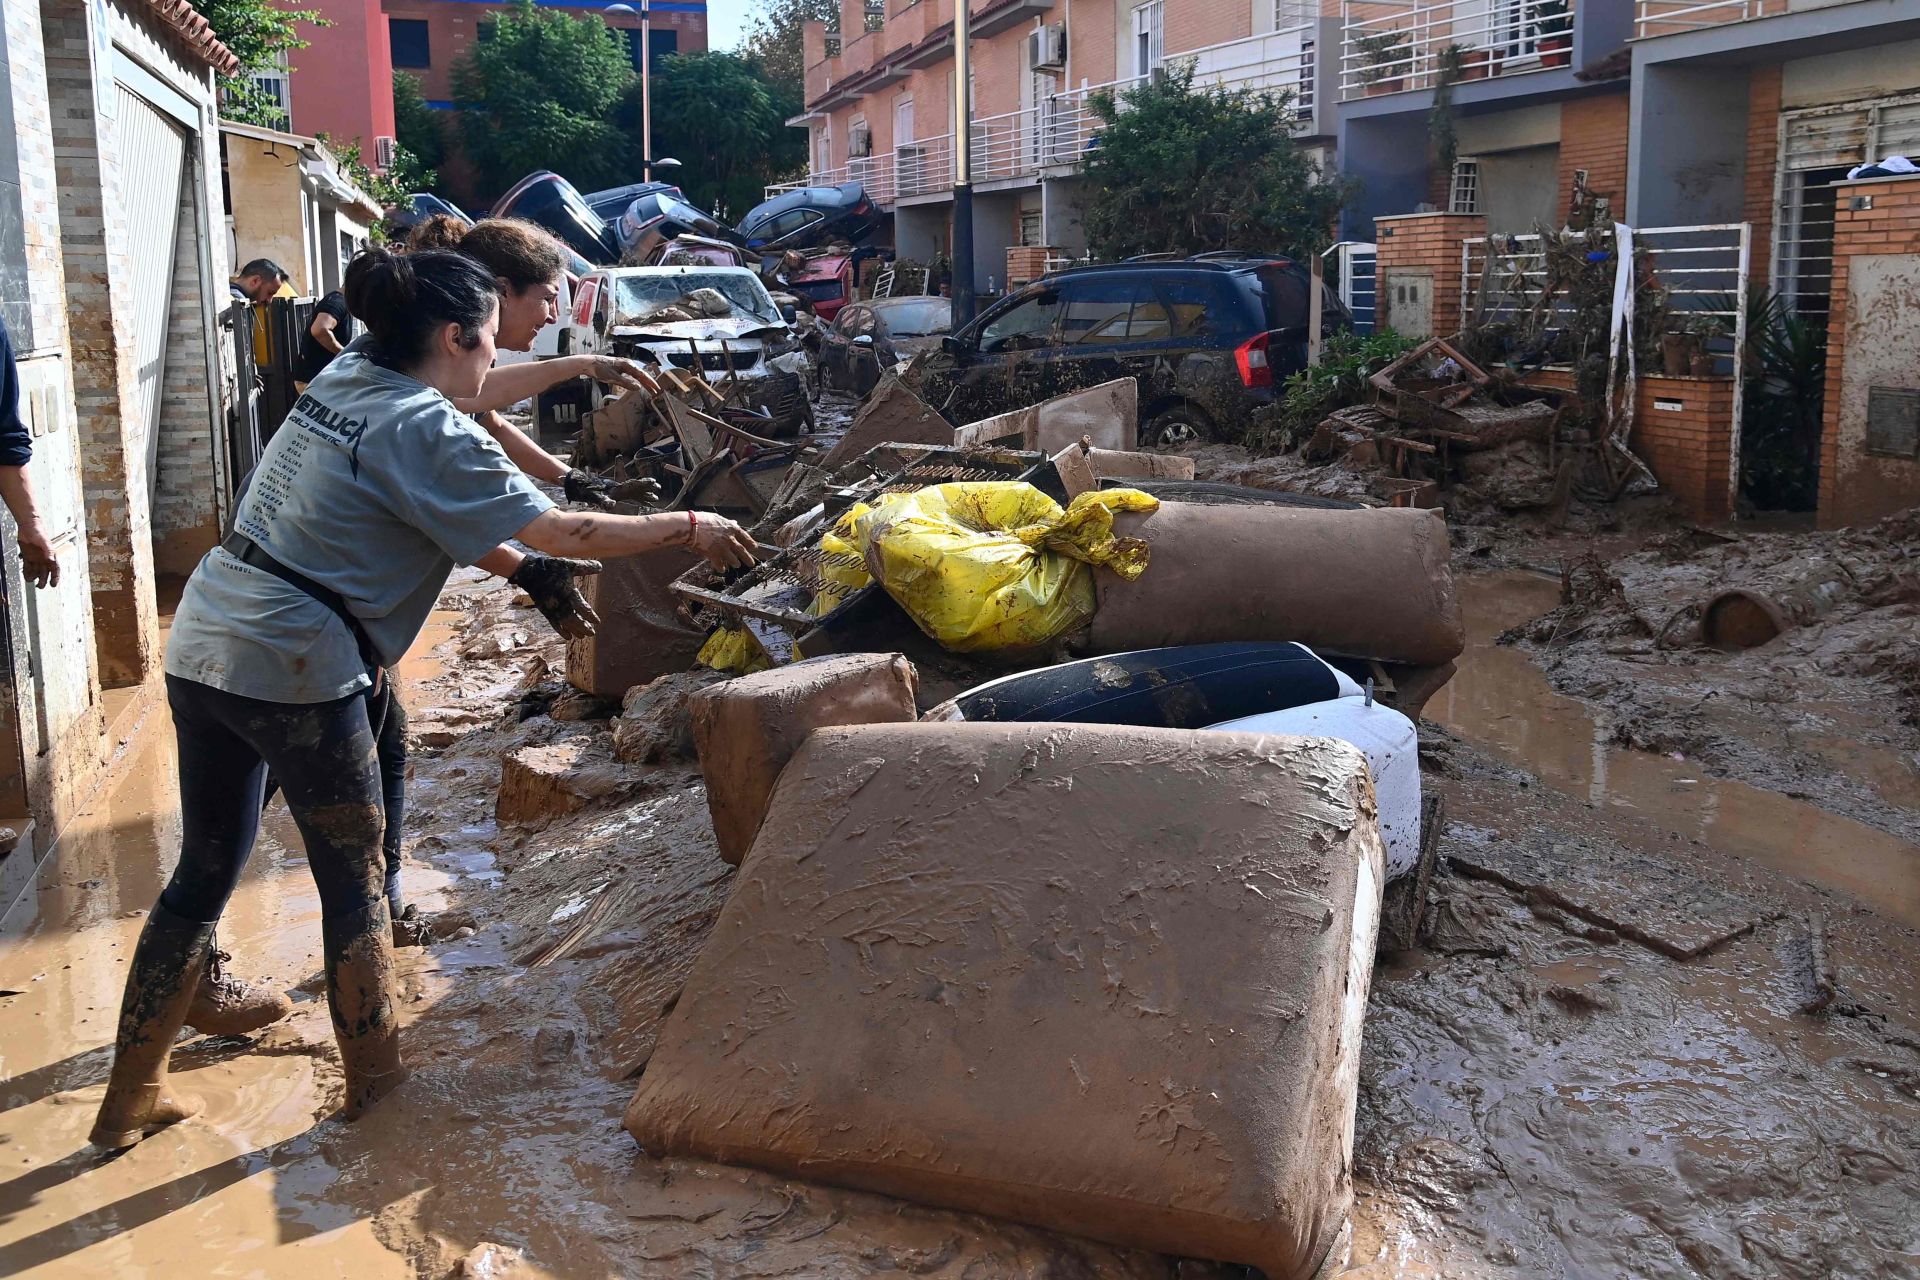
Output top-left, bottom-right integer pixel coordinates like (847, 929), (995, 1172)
(42, 0), (160, 687)
(1523, 368), (1737, 522)
(1559, 89), (1629, 221)
(1167, 0), (1251, 61)
(1743, 64), (1781, 262)
(1817, 174), (1920, 528)
(1635, 376), (1736, 522)
(1374, 211), (1484, 338)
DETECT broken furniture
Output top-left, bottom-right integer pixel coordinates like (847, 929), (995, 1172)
(689, 653), (920, 865)
(950, 377), (1139, 453)
(627, 720), (1383, 1280)
(1306, 338), (1561, 508)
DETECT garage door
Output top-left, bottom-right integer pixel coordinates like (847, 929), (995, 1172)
(112, 81), (189, 494)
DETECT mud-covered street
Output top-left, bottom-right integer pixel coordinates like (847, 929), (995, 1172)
(3, 493), (1915, 1277)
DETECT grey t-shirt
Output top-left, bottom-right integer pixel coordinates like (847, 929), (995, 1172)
(166, 351), (554, 703)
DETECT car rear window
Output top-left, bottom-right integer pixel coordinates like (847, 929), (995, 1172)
(874, 300), (950, 336)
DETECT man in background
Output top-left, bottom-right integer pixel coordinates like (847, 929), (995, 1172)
(0, 313), (58, 589)
(293, 287), (352, 391)
(231, 258), (292, 304)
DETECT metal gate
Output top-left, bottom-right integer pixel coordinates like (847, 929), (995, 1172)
(112, 81), (190, 496)
(1774, 92), (1920, 317)
(1326, 241), (1377, 334)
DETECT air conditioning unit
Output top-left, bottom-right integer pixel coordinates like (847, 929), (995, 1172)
(1029, 23), (1066, 71)
(374, 135), (397, 170)
(849, 124), (873, 157)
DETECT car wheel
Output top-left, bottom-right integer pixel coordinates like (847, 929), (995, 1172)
(1141, 404), (1215, 447)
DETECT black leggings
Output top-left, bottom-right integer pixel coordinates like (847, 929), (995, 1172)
(161, 674), (387, 926)
(258, 677), (410, 916)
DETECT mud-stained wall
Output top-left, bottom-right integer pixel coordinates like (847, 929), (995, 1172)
(1818, 175), (1920, 529)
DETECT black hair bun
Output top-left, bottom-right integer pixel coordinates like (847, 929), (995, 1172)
(344, 248), (418, 327)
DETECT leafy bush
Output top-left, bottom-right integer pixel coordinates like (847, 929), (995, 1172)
(1242, 331), (1416, 450)
(1079, 67), (1353, 261)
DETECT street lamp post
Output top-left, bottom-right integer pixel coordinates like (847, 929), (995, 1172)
(606, 2), (654, 178)
(951, 0), (975, 324)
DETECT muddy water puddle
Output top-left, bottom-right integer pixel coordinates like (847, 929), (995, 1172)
(1436, 572), (1920, 928)
(0, 624), (488, 1278)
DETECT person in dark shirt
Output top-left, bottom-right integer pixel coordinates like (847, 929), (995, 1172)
(294, 290), (353, 387)
(0, 314), (59, 588)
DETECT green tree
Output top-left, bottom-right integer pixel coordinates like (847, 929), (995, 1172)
(741, 0), (838, 97)
(190, 0), (325, 128)
(450, 0), (634, 197)
(619, 52), (804, 219)
(1079, 68), (1353, 260)
(392, 71), (445, 177)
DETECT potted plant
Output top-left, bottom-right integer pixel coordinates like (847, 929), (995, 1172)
(1535, 0), (1572, 69)
(1357, 31), (1413, 95)
(1457, 44), (1492, 80)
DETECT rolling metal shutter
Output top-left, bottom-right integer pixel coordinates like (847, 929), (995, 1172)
(1775, 93), (1920, 317)
(112, 81), (189, 493)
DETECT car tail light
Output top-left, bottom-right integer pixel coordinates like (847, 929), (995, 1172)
(1235, 331), (1273, 388)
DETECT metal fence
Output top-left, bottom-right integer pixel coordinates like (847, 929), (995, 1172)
(1459, 222), (1753, 374)
(1338, 0), (1574, 100)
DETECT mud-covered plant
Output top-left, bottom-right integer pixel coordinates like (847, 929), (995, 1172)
(1245, 330), (1417, 451)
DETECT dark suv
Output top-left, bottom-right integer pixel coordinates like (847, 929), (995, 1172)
(915, 256), (1349, 443)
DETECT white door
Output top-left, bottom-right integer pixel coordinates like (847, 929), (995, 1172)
(113, 83), (189, 497)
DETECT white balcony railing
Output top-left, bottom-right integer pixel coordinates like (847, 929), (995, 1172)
(773, 25), (1320, 205)
(1633, 0), (1863, 38)
(1339, 0), (1575, 101)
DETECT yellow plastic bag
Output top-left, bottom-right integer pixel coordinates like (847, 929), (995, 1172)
(832, 482), (1158, 653)
(697, 626), (772, 675)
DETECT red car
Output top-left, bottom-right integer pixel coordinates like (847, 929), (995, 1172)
(785, 253), (855, 322)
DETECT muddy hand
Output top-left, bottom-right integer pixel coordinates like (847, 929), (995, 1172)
(588, 356), (660, 396)
(16, 520), (58, 588)
(687, 513), (758, 571)
(508, 553), (604, 639)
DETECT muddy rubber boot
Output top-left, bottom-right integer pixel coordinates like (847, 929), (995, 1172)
(90, 904), (216, 1150)
(326, 903), (409, 1119)
(184, 943), (294, 1036)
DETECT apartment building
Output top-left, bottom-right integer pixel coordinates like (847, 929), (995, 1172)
(283, 0), (398, 163)
(2, 0), (242, 911)
(382, 0), (710, 108)
(792, 0), (1920, 529)
(794, 0), (1341, 293)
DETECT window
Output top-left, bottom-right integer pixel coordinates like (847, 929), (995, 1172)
(1018, 208), (1042, 247)
(865, 0), (885, 32)
(477, 21), (495, 42)
(1450, 158), (1481, 214)
(1057, 278), (1172, 345)
(625, 27), (678, 72)
(978, 288), (1062, 352)
(763, 208), (824, 240)
(1131, 0), (1164, 78)
(389, 18), (430, 69)
(1157, 277), (1228, 337)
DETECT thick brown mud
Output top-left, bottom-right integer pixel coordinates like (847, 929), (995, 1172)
(2, 564), (1916, 1278)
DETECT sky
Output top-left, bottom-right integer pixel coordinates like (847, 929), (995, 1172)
(708, 0), (750, 50)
